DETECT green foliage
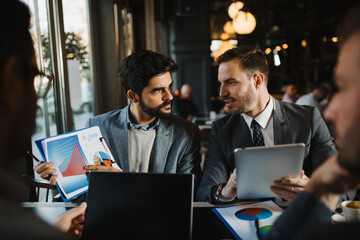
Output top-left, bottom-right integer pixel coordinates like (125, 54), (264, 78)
(41, 32), (89, 80)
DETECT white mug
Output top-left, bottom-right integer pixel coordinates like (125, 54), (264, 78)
(341, 200), (360, 222)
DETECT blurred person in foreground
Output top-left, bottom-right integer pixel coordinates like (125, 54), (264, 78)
(173, 83), (199, 121)
(266, 2), (360, 239)
(0, 0), (86, 239)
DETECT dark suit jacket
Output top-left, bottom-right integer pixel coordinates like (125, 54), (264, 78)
(86, 104), (202, 188)
(0, 171), (70, 239)
(265, 191), (359, 240)
(196, 98), (337, 202)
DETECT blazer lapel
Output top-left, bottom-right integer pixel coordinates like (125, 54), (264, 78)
(114, 106), (130, 172)
(273, 98), (288, 145)
(152, 119), (172, 173)
(233, 115), (253, 148)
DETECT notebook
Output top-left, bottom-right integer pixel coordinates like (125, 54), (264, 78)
(82, 172), (194, 240)
(235, 143), (305, 200)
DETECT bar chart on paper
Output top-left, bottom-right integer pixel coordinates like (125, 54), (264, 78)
(47, 135), (87, 177)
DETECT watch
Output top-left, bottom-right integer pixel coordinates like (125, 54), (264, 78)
(214, 183), (236, 203)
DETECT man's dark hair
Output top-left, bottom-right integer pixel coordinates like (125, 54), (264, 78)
(338, 2), (360, 46)
(216, 45), (269, 84)
(116, 50), (178, 96)
(0, 0), (34, 76)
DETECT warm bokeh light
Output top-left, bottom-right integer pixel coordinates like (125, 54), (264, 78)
(228, 1), (244, 19)
(282, 43), (288, 49)
(232, 11), (256, 34)
(332, 37), (338, 42)
(265, 48), (271, 55)
(223, 21), (236, 34)
(214, 41), (235, 61)
(322, 36), (327, 42)
(220, 33), (230, 40)
(301, 39), (307, 47)
(275, 45), (281, 51)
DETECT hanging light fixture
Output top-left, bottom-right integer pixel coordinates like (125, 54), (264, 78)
(228, 1), (244, 19)
(223, 21), (236, 34)
(232, 10), (256, 34)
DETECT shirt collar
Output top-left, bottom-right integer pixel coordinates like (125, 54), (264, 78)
(243, 96), (274, 130)
(126, 104), (160, 131)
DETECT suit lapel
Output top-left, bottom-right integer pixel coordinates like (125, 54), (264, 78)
(273, 98), (288, 145)
(152, 119), (172, 173)
(234, 115), (253, 148)
(114, 106), (130, 172)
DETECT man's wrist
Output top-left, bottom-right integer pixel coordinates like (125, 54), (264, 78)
(214, 183), (236, 203)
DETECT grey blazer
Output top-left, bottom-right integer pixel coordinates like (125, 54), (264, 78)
(196, 98), (338, 202)
(85, 105), (202, 187)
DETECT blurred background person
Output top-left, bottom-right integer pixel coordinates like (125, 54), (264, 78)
(296, 85), (329, 112)
(281, 83), (297, 103)
(173, 84), (198, 121)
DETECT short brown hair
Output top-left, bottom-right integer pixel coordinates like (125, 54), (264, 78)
(216, 45), (269, 84)
(338, 2), (360, 46)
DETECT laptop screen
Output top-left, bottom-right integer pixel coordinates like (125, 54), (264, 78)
(82, 172), (194, 240)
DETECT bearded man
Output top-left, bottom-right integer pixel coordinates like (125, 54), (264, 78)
(35, 50), (202, 195)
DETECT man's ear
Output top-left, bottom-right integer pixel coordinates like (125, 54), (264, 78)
(127, 90), (139, 103)
(0, 57), (23, 112)
(253, 73), (264, 89)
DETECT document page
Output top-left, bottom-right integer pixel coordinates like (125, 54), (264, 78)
(213, 201), (283, 240)
(36, 126), (115, 201)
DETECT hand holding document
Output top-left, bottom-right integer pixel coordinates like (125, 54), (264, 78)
(35, 126), (120, 201)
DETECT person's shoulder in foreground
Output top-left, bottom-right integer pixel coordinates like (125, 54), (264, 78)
(266, 2), (360, 239)
(0, 0), (86, 238)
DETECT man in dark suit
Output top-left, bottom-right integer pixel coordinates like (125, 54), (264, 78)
(265, 3), (360, 239)
(0, 0), (86, 238)
(35, 50), (202, 190)
(196, 46), (343, 203)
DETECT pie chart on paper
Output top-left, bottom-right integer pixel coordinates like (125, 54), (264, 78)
(235, 208), (272, 220)
(235, 208), (273, 237)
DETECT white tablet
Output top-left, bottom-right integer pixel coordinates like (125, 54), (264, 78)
(235, 143), (305, 200)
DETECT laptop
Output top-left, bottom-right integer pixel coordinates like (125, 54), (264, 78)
(234, 143), (305, 200)
(82, 172), (194, 240)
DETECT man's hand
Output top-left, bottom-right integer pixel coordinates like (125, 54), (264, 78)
(305, 153), (360, 210)
(52, 202), (87, 236)
(220, 169), (237, 198)
(270, 170), (309, 202)
(33, 161), (58, 185)
(83, 161), (122, 172)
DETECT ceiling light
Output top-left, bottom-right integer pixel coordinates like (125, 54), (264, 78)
(232, 11), (256, 34)
(228, 1), (244, 19)
(301, 40), (307, 47)
(223, 21), (236, 34)
(220, 33), (230, 40)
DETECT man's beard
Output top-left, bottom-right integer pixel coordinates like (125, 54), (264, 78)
(139, 98), (173, 119)
(338, 121), (360, 174)
(225, 83), (256, 114)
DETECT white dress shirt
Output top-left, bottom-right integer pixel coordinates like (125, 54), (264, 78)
(242, 96), (275, 146)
